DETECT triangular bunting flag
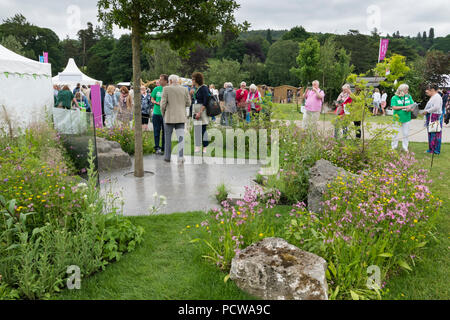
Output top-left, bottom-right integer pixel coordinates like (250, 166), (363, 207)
(4, 72), (8, 78)
(33, 74), (37, 80)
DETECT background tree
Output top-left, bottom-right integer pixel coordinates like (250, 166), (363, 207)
(98, 0), (241, 177)
(180, 45), (210, 77)
(0, 35), (24, 55)
(87, 36), (115, 83)
(241, 54), (268, 85)
(108, 34), (133, 83)
(142, 40), (182, 81)
(282, 26), (309, 42)
(374, 54), (410, 93)
(204, 58), (249, 88)
(290, 38), (321, 87)
(265, 40), (299, 86)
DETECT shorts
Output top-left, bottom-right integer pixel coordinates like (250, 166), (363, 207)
(142, 113), (150, 125)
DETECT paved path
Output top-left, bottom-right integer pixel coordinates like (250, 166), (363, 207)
(100, 154), (261, 216)
(286, 118), (450, 143)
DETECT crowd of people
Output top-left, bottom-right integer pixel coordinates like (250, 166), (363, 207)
(52, 73), (274, 163)
(53, 75), (450, 162)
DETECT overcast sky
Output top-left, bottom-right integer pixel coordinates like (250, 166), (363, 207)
(1, 0), (449, 39)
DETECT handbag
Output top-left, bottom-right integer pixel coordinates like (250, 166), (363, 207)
(410, 103), (419, 119)
(428, 120), (442, 133)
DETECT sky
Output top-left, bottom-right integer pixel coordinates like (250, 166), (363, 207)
(0, 0), (449, 40)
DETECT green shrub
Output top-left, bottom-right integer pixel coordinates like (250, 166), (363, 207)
(0, 125), (144, 300)
(96, 127), (155, 155)
(215, 183), (229, 205)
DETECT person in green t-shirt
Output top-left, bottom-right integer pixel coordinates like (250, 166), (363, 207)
(151, 75), (168, 154)
(391, 83), (414, 152)
(56, 85), (78, 109)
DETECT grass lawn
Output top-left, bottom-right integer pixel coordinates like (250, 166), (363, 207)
(55, 212), (255, 300)
(383, 142), (450, 300)
(56, 142), (449, 300)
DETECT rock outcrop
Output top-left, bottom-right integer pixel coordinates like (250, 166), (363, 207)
(96, 137), (131, 172)
(230, 238), (328, 300)
(308, 159), (355, 213)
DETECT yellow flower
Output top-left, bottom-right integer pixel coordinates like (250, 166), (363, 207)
(195, 224), (199, 228)
(410, 236), (415, 241)
(259, 233), (264, 237)
(237, 211), (241, 215)
(413, 219), (418, 224)
(41, 200), (46, 203)
(186, 225), (191, 229)
(220, 221), (224, 225)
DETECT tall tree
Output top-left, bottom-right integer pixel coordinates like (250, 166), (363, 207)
(265, 40), (300, 86)
(266, 29), (273, 44)
(77, 22), (97, 67)
(98, 0), (241, 177)
(204, 58), (249, 88)
(290, 38), (321, 87)
(142, 40), (182, 81)
(0, 34), (24, 55)
(282, 26), (309, 42)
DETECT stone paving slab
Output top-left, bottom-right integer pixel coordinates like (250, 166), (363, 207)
(100, 154), (261, 216)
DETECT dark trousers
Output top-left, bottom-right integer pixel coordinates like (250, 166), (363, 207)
(152, 114), (165, 151)
(164, 123), (185, 161)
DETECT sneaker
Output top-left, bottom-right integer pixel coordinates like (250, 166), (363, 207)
(178, 158), (185, 165)
(164, 159), (171, 163)
(156, 149), (163, 155)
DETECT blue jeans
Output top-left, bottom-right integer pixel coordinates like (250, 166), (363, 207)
(152, 114), (165, 151)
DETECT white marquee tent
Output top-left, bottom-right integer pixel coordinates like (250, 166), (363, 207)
(0, 44), (53, 130)
(53, 58), (102, 88)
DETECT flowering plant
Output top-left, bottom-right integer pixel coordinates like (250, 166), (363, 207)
(286, 152), (441, 300)
(190, 185), (282, 270)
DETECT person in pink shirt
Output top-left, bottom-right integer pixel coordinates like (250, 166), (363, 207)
(302, 80), (325, 130)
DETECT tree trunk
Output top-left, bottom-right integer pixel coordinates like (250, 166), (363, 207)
(132, 22), (144, 178)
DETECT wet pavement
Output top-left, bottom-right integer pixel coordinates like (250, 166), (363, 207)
(100, 154), (261, 216)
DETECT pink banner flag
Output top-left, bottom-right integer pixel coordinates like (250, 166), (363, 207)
(91, 85), (103, 129)
(43, 52), (48, 63)
(378, 39), (389, 62)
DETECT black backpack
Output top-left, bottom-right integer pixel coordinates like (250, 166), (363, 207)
(206, 90), (222, 117)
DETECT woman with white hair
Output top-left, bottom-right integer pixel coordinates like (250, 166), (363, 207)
(236, 81), (249, 120)
(391, 83), (415, 152)
(222, 82), (236, 126)
(246, 84), (262, 122)
(334, 84), (352, 138)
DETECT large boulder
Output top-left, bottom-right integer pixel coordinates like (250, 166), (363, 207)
(308, 159), (355, 213)
(230, 238), (328, 300)
(96, 137), (131, 172)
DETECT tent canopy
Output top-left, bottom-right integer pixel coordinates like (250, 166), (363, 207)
(53, 58), (102, 87)
(0, 44), (53, 130)
(0, 44), (51, 76)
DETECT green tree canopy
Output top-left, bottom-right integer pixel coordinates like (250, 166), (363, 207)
(290, 38), (321, 87)
(265, 40), (300, 86)
(204, 58), (249, 88)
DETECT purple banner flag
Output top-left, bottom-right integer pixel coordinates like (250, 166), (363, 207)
(91, 85), (103, 129)
(378, 39), (389, 62)
(43, 52), (48, 63)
